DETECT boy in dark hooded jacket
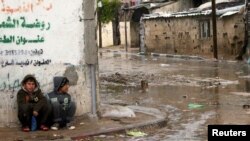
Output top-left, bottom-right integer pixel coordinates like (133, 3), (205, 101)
(47, 76), (76, 130)
(17, 74), (51, 132)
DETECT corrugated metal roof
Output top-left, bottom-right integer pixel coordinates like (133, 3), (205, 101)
(142, 4), (244, 20)
(219, 11), (239, 18)
(128, 0), (175, 10)
(198, 0), (242, 10)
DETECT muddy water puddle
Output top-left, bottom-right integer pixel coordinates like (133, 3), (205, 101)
(99, 50), (250, 140)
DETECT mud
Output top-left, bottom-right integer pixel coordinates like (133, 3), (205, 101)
(98, 47), (250, 141)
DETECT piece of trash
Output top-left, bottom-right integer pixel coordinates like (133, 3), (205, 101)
(188, 103), (204, 109)
(243, 105), (250, 109)
(182, 95), (187, 98)
(126, 130), (148, 137)
(53, 134), (63, 137)
(80, 122), (85, 125)
(141, 80), (148, 92)
(68, 126), (76, 130)
(160, 64), (170, 67)
(98, 135), (107, 138)
(207, 102), (219, 106)
(51, 134), (64, 140)
(100, 104), (136, 118)
(138, 52), (146, 55)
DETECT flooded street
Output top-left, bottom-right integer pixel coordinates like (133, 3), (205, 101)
(99, 48), (250, 141)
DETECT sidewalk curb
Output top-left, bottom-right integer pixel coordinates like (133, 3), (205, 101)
(71, 116), (167, 140)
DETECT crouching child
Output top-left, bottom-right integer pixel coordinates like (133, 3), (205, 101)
(47, 76), (76, 130)
(17, 74), (51, 132)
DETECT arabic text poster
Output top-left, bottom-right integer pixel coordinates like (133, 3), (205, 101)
(0, 0), (84, 67)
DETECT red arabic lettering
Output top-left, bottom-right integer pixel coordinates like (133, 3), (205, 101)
(0, 0), (52, 14)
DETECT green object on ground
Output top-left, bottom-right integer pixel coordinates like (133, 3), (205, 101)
(126, 130), (148, 137)
(188, 103), (204, 109)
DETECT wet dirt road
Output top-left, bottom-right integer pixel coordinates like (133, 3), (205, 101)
(98, 48), (250, 141)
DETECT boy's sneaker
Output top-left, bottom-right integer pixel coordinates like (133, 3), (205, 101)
(66, 123), (75, 130)
(22, 126), (30, 132)
(51, 123), (59, 130)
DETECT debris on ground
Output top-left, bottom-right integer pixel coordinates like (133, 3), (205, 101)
(160, 64), (170, 67)
(141, 80), (149, 92)
(230, 92), (250, 97)
(182, 95), (188, 99)
(99, 104), (136, 118)
(243, 105), (250, 109)
(100, 72), (128, 84)
(126, 130), (148, 137)
(188, 103), (204, 109)
(100, 72), (238, 90)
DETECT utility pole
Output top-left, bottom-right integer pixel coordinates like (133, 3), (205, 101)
(123, 3), (129, 52)
(244, 0), (249, 48)
(212, 0), (218, 59)
(98, 1), (103, 48)
(124, 10), (128, 52)
(84, 0), (98, 118)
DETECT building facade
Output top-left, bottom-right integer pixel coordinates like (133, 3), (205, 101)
(141, 5), (245, 59)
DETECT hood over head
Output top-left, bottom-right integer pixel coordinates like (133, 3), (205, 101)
(53, 76), (69, 91)
(21, 74), (40, 90)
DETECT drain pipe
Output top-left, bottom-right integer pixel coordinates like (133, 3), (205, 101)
(83, 0), (98, 118)
(90, 64), (97, 117)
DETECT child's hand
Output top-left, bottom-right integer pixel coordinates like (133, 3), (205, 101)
(33, 111), (38, 116)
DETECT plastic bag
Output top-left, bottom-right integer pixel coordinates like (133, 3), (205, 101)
(188, 103), (204, 109)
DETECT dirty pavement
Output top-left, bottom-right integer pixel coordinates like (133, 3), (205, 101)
(2, 46), (250, 141)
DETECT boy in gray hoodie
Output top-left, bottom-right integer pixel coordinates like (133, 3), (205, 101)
(47, 76), (76, 130)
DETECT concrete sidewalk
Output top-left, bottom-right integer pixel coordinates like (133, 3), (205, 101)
(0, 106), (167, 141)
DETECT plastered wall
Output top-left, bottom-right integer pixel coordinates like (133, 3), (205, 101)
(142, 14), (245, 59)
(0, 0), (95, 127)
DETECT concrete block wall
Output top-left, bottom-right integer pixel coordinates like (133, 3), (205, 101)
(97, 22), (114, 47)
(143, 13), (245, 59)
(217, 15), (245, 59)
(130, 21), (140, 47)
(120, 21), (131, 47)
